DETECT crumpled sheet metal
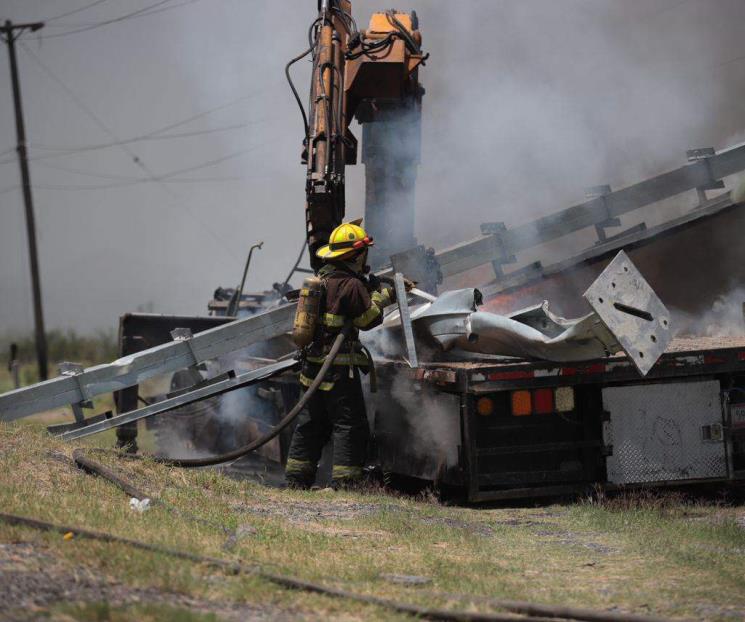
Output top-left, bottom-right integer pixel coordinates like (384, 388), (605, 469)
(379, 251), (671, 375)
(412, 289), (621, 363)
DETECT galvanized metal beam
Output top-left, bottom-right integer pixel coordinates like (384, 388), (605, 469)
(394, 273), (418, 368)
(0, 304), (295, 421)
(58, 359), (298, 442)
(397, 142), (745, 281)
(479, 192), (735, 299)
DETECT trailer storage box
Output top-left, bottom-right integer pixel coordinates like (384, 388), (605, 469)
(601, 380), (726, 484)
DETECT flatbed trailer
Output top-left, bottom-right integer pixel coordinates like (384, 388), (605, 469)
(371, 337), (745, 501)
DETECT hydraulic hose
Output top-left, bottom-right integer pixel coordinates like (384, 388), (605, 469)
(142, 324), (353, 468)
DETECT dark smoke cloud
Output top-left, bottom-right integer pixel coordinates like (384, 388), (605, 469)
(0, 0), (743, 334)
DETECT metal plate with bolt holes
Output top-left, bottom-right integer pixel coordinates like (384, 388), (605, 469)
(584, 250), (672, 375)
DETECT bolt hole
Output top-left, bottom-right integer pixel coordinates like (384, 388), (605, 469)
(623, 266), (629, 272)
(639, 351), (644, 358)
(650, 335), (657, 343)
(663, 319), (668, 327)
(611, 282), (616, 288)
(598, 297), (604, 303)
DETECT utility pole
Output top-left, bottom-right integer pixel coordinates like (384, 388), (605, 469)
(0, 20), (48, 381)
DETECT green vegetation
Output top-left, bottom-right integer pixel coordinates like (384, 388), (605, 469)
(0, 329), (118, 388)
(1, 423), (744, 621)
(0, 330), (118, 417)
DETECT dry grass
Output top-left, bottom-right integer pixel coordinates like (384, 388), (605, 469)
(1, 422), (744, 621)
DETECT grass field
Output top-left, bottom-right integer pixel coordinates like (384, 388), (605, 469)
(1, 421), (744, 621)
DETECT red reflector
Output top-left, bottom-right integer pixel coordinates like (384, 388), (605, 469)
(534, 388), (553, 414)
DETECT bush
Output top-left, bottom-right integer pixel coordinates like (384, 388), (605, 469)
(0, 329), (118, 366)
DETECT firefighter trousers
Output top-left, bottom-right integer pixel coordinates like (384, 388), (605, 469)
(286, 369), (369, 488)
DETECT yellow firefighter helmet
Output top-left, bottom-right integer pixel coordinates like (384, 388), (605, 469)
(316, 220), (374, 260)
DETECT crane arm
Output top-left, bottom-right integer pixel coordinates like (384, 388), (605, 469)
(293, 1), (426, 271)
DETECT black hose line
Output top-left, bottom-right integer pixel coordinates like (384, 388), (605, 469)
(40, 359), (673, 622)
(116, 326), (352, 469)
(285, 45), (313, 139)
(71, 449), (232, 535)
(73, 450), (148, 499)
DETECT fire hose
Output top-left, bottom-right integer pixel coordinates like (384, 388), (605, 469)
(2, 322), (676, 622)
(90, 323), (351, 469)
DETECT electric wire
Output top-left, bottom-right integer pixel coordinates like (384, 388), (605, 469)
(40, 0), (113, 23)
(19, 41), (243, 259)
(0, 104), (277, 166)
(31, 0), (196, 40)
(32, 178), (238, 191)
(28, 123), (247, 154)
(35, 159), (241, 182)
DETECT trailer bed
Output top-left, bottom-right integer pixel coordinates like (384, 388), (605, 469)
(376, 336), (745, 391)
(372, 336), (745, 501)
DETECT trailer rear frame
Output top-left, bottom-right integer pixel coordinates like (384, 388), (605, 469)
(373, 337), (745, 501)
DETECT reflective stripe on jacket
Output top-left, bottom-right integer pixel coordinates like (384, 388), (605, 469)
(301, 263), (394, 390)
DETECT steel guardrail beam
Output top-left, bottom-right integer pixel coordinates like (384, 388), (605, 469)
(429, 142), (745, 279)
(58, 359), (299, 441)
(0, 304), (295, 421)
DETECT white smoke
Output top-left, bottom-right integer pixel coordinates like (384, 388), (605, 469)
(387, 371), (460, 470)
(675, 288), (745, 338)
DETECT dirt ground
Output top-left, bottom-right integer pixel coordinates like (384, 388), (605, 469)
(0, 542), (294, 622)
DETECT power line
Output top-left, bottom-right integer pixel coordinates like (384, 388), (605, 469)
(33, 148), (257, 181)
(156, 149), (255, 180)
(33, 177), (240, 191)
(133, 91), (273, 139)
(36, 0), (174, 38)
(34, 0), (204, 40)
(19, 40), (244, 260)
(41, 0), (113, 23)
(0, 86), (280, 166)
(34, 159), (242, 182)
(28, 123), (248, 154)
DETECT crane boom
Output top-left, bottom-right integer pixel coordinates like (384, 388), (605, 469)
(298, 1), (426, 270)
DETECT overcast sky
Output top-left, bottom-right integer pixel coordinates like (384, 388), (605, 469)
(1, 0), (744, 335)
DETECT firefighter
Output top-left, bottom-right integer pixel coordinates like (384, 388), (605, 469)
(285, 221), (397, 489)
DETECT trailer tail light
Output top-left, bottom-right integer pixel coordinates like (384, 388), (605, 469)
(534, 388), (554, 414)
(476, 397), (495, 416)
(555, 387), (575, 412)
(511, 390), (532, 416)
